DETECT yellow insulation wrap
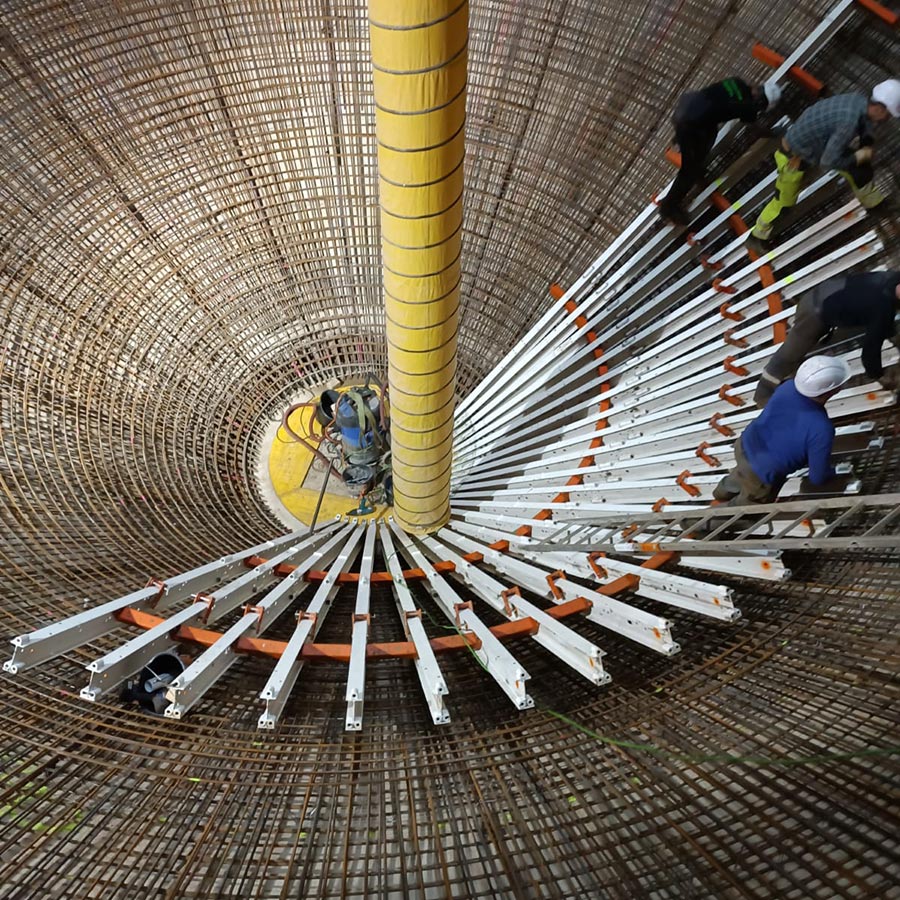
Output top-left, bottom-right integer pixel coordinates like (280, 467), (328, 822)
(370, 0), (466, 533)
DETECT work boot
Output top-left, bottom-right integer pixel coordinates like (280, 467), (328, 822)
(658, 202), (689, 227)
(745, 234), (774, 256)
(712, 485), (737, 503)
(866, 195), (896, 221)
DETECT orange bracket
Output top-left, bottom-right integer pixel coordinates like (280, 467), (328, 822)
(855, 0), (898, 26)
(712, 278), (736, 295)
(298, 610), (318, 625)
(719, 384), (746, 407)
(196, 592), (216, 623)
(500, 586), (522, 617)
(549, 283), (565, 301)
(404, 609), (422, 621)
(676, 470), (701, 498)
(685, 232), (701, 247)
(759, 274), (787, 345)
(723, 329), (748, 348)
(751, 43), (825, 96)
(707, 189), (784, 345)
(652, 497), (670, 513)
(243, 604), (266, 632)
(620, 524), (640, 540)
(695, 442), (722, 468)
(723, 355), (749, 376)
(588, 552), (608, 579)
(453, 601), (473, 627)
(709, 412), (735, 437)
(719, 302), (743, 321)
(546, 570), (567, 599)
(146, 578), (167, 606)
(699, 254), (723, 272)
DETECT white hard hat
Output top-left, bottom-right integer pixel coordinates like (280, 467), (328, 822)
(763, 82), (782, 107)
(872, 79), (900, 118)
(794, 356), (851, 398)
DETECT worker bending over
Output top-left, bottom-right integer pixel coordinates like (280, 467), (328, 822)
(755, 270), (900, 406)
(748, 79), (900, 250)
(658, 78), (781, 226)
(714, 356), (850, 507)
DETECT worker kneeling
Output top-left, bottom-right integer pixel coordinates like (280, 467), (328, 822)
(748, 79), (900, 250)
(714, 356), (850, 507)
(754, 270), (900, 406)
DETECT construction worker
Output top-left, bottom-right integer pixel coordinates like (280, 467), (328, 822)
(755, 270), (900, 406)
(658, 78), (781, 226)
(748, 79), (900, 250)
(713, 356), (850, 507)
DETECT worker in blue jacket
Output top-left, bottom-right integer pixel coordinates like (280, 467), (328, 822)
(714, 356), (850, 507)
(658, 77), (781, 226)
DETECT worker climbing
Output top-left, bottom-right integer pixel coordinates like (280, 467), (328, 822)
(754, 270), (900, 406)
(713, 356), (850, 508)
(658, 77), (781, 226)
(747, 79), (900, 251)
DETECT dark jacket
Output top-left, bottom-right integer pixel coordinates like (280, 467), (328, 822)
(816, 271), (900, 378)
(673, 78), (761, 129)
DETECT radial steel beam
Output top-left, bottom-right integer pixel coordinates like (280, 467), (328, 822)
(80, 529), (340, 702)
(4, 528), (322, 674)
(345, 522), (377, 731)
(379, 523), (449, 725)
(441, 526), (679, 655)
(422, 531), (608, 684)
(258, 526), (365, 729)
(164, 524), (355, 720)
(390, 520), (534, 710)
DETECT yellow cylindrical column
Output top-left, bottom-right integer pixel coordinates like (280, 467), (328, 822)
(369, 0), (466, 533)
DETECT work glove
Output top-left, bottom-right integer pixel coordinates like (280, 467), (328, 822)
(855, 146), (874, 165)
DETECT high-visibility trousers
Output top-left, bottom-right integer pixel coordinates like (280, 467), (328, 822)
(751, 150), (885, 239)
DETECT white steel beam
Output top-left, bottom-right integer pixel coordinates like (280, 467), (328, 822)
(456, 0), (855, 427)
(379, 523), (449, 725)
(258, 526), (365, 729)
(162, 524), (355, 720)
(3, 527), (324, 674)
(79, 529), (338, 702)
(422, 532), (608, 685)
(390, 521), (534, 710)
(345, 522), (377, 731)
(441, 526), (679, 655)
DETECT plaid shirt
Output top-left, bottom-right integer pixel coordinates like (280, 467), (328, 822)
(785, 93), (871, 170)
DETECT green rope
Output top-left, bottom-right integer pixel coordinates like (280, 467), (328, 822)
(542, 707), (900, 768)
(419, 604), (490, 672)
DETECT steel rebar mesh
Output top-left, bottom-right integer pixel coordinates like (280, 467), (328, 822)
(1, 1), (899, 897)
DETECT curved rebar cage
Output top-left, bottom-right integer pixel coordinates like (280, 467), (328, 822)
(1, 1), (899, 897)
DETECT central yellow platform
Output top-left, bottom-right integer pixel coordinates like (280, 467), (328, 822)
(267, 401), (387, 526)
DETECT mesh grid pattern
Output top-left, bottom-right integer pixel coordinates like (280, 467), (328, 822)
(1, 1), (899, 897)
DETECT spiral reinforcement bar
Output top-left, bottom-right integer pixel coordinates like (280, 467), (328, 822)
(1, 0), (899, 897)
